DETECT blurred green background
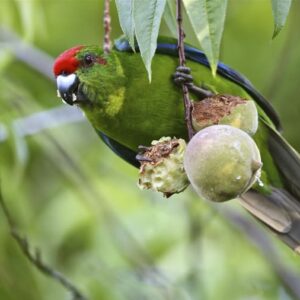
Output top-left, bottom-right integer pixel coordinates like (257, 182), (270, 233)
(1, 1), (300, 300)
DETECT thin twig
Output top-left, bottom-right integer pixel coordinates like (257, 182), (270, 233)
(103, 0), (111, 54)
(0, 185), (88, 300)
(176, 0), (194, 140)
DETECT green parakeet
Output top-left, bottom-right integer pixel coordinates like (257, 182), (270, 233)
(53, 37), (300, 252)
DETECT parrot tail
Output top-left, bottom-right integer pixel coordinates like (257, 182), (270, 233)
(240, 121), (300, 252)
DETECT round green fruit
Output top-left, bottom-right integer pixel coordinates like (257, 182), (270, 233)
(192, 95), (258, 136)
(184, 125), (262, 202)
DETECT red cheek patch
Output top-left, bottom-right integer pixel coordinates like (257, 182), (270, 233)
(53, 45), (83, 77)
(96, 57), (107, 65)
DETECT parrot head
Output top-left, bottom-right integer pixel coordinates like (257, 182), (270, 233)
(53, 45), (123, 107)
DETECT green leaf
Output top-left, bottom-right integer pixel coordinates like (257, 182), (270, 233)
(115, 0), (135, 50)
(183, 0), (227, 76)
(163, 0), (178, 38)
(271, 0), (292, 39)
(133, 0), (167, 81)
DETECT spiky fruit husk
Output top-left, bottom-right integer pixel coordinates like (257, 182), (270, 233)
(184, 125), (262, 202)
(138, 137), (189, 197)
(192, 95), (258, 136)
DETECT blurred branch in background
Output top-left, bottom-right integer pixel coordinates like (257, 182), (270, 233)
(0, 27), (53, 80)
(0, 185), (88, 300)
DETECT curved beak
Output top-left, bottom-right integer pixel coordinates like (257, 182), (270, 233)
(56, 73), (79, 105)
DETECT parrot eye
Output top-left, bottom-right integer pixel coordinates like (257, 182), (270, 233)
(83, 54), (94, 66)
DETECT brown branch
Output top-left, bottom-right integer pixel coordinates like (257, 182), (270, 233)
(0, 185), (87, 300)
(176, 0), (194, 140)
(103, 0), (111, 54)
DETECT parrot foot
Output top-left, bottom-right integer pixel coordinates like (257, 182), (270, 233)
(173, 66), (214, 99)
(173, 66), (194, 85)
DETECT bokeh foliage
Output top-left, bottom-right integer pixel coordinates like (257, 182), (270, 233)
(1, 1), (300, 300)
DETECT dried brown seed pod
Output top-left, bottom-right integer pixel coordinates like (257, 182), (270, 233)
(192, 95), (258, 136)
(137, 137), (189, 197)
